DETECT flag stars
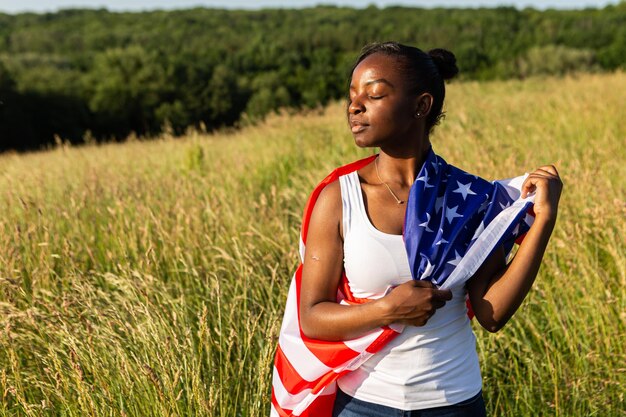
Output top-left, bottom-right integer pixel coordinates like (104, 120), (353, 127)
(435, 196), (445, 213)
(435, 228), (449, 245)
(420, 260), (435, 279)
(473, 221), (485, 238)
(416, 172), (434, 188)
(445, 205), (463, 224)
(447, 250), (462, 266)
(419, 213), (434, 233)
(452, 180), (477, 200)
(524, 213), (534, 225)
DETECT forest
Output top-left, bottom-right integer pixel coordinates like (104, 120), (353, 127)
(0, 4), (625, 152)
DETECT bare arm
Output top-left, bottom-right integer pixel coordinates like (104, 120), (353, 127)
(468, 165), (563, 332)
(299, 181), (452, 341)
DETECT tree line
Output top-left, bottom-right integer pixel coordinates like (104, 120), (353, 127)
(0, 4), (624, 152)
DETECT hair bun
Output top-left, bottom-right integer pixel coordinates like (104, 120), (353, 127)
(428, 48), (458, 80)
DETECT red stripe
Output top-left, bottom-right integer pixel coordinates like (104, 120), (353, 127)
(294, 266), (362, 368)
(364, 327), (399, 353)
(271, 389), (293, 417)
(515, 206), (535, 245)
(338, 272), (373, 305)
(300, 336), (360, 369)
(466, 299), (475, 320)
(274, 344), (327, 393)
(274, 344), (353, 396)
(299, 390), (338, 417)
(271, 388), (338, 417)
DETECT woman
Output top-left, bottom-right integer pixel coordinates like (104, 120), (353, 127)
(271, 42), (562, 417)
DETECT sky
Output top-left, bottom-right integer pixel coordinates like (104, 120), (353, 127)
(0, 0), (621, 14)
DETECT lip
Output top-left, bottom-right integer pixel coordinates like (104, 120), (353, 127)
(349, 119), (369, 133)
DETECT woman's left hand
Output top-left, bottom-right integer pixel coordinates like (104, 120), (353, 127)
(521, 164), (563, 223)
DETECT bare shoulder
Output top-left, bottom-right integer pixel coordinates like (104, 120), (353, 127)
(316, 180), (341, 207)
(309, 179), (343, 240)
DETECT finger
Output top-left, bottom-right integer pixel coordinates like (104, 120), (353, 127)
(537, 164), (559, 176)
(522, 178), (538, 196)
(531, 171), (559, 183)
(521, 175), (549, 197)
(432, 299), (446, 310)
(432, 289), (452, 301)
(522, 164), (561, 198)
(533, 168), (558, 178)
(526, 175), (555, 186)
(527, 171), (556, 180)
(410, 318), (428, 327)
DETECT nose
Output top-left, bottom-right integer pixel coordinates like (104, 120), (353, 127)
(348, 95), (365, 115)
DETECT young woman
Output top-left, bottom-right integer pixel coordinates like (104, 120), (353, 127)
(271, 42), (562, 417)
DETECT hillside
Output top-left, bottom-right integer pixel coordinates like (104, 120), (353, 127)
(1, 4), (625, 151)
(0, 72), (624, 415)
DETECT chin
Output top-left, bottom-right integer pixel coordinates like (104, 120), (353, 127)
(353, 135), (384, 149)
(352, 133), (376, 148)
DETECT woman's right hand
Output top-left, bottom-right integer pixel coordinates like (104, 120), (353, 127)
(379, 280), (453, 326)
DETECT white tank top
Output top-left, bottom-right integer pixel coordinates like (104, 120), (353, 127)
(336, 171), (482, 410)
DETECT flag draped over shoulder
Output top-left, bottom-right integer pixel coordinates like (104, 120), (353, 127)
(270, 148), (535, 417)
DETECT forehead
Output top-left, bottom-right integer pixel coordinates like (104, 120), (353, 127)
(351, 53), (407, 85)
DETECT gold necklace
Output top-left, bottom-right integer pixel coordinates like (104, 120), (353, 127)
(375, 155), (405, 204)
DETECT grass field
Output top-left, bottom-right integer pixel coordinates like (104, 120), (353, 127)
(0, 72), (624, 416)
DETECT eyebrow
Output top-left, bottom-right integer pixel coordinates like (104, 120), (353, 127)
(349, 78), (395, 90)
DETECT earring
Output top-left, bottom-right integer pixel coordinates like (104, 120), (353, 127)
(415, 112), (421, 118)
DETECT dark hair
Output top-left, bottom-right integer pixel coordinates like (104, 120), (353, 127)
(350, 41), (459, 133)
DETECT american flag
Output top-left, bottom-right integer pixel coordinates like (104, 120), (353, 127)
(270, 148), (535, 416)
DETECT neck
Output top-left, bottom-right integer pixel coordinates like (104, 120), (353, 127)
(376, 140), (431, 186)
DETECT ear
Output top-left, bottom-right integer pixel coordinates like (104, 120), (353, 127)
(414, 93), (434, 118)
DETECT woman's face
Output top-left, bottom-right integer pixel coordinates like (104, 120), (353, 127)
(348, 53), (422, 149)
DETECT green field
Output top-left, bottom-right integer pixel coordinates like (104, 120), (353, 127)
(0, 72), (624, 416)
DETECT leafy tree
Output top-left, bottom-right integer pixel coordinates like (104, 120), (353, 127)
(0, 62), (18, 150)
(245, 71), (291, 118)
(598, 27), (626, 70)
(517, 45), (597, 77)
(87, 45), (169, 137)
(0, 61), (14, 93)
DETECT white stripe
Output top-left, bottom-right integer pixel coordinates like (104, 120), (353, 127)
(272, 366), (313, 410)
(299, 237), (305, 262)
(494, 174), (527, 200)
(270, 402), (280, 417)
(388, 322), (405, 333)
(342, 327), (385, 352)
(273, 366), (339, 416)
(278, 277), (334, 381)
(292, 384), (336, 416)
(440, 195), (534, 290)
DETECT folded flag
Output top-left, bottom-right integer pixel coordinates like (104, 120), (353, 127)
(404, 148), (535, 289)
(270, 148), (535, 417)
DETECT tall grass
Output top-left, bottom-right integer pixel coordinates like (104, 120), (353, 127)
(0, 72), (624, 416)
